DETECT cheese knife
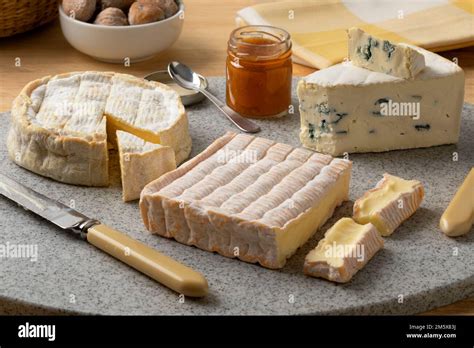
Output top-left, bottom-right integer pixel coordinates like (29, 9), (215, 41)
(0, 173), (208, 297)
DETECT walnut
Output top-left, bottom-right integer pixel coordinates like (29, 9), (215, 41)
(62, 0), (97, 22)
(94, 7), (128, 26)
(99, 0), (135, 11)
(155, 0), (178, 18)
(128, 0), (165, 25)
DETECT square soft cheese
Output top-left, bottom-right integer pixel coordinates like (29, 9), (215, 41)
(140, 132), (352, 269)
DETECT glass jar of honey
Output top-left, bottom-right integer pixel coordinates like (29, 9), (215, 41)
(226, 26), (292, 118)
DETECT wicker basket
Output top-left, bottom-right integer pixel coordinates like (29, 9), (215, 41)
(0, 0), (59, 38)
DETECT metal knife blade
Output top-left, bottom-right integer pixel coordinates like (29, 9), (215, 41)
(0, 173), (209, 296)
(0, 173), (91, 233)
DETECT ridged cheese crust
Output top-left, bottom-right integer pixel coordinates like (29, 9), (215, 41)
(304, 218), (384, 283)
(140, 132), (352, 269)
(353, 173), (424, 236)
(8, 71), (191, 186)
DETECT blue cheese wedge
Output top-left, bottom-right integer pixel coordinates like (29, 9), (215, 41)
(353, 174), (424, 236)
(117, 131), (176, 202)
(298, 46), (464, 156)
(348, 27), (425, 79)
(304, 218), (384, 283)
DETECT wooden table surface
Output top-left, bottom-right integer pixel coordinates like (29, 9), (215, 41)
(0, 0), (472, 315)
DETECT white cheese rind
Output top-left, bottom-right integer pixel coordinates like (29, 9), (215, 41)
(353, 174), (424, 236)
(348, 27), (425, 79)
(117, 131), (176, 202)
(304, 218), (384, 283)
(8, 71), (191, 186)
(140, 132), (352, 269)
(298, 47), (464, 156)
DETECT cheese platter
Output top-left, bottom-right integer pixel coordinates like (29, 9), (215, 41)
(0, 74), (472, 315)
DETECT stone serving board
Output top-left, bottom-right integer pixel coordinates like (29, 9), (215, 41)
(0, 77), (472, 315)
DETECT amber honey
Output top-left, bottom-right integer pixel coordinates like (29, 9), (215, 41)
(226, 26), (292, 118)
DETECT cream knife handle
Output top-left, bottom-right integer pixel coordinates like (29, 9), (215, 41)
(440, 168), (474, 237)
(86, 224), (208, 297)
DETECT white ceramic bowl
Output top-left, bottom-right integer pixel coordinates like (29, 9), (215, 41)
(59, 1), (184, 63)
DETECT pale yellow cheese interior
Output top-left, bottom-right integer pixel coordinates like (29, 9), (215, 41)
(354, 175), (418, 232)
(275, 172), (349, 265)
(107, 115), (161, 148)
(306, 217), (370, 268)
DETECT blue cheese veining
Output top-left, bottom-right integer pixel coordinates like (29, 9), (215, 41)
(348, 28), (425, 79)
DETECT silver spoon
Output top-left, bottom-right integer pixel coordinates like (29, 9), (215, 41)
(168, 61), (261, 133)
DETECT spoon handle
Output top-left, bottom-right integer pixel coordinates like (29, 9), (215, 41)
(198, 88), (261, 133)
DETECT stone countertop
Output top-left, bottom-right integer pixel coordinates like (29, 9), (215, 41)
(0, 77), (472, 315)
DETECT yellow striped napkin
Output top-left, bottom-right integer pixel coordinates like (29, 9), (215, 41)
(236, 0), (474, 69)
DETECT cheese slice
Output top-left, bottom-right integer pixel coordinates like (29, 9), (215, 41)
(348, 27), (425, 79)
(440, 168), (474, 237)
(8, 71), (191, 187)
(304, 218), (383, 283)
(140, 132), (352, 269)
(117, 131), (176, 202)
(353, 174), (424, 236)
(298, 46), (464, 156)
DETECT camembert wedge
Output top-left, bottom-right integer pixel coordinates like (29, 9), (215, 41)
(140, 132), (352, 269)
(117, 131), (176, 202)
(304, 218), (384, 283)
(8, 71), (191, 187)
(353, 174), (424, 236)
(348, 27), (425, 79)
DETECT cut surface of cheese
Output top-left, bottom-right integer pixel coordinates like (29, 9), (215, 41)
(304, 217), (384, 283)
(298, 46), (464, 156)
(117, 131), (176, 202)
(440, 168), (474, 237)
(353, 174), (424, 236)
(8, 71), (191, 187)
(140, 132), (352, 269)
(348, 27), (425, 79)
